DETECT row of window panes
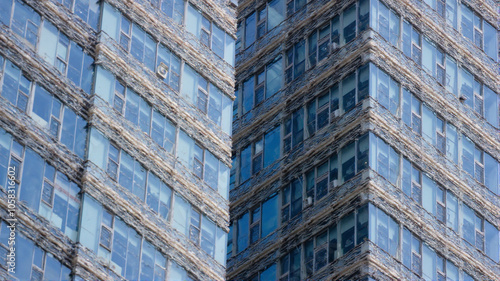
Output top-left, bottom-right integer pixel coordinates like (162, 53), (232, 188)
(368, 63), (500, 196)
(89, 125), (229, 199)
(241, 55), (283, 115)
(369, 132), (500, 262)
(79, 195), (196, 279)
(81, 188), (227, 269)
(94, 66), (177, 152)
(56, 0), (100, 30)
(146, 0), (185, 25)
(103, 1), (235, 67)
(88, 128), (228, 264)
(94, 67), (232, 190)
(231, 193), (279, 254)
(230, 135), (369, 256)
(100, 4), (233, 134)
(145, 0), (235, 66)
(0, 3), (95, 95)
(0, 229), (71, 280)
(236, 3), (371, 118)
(372, 0), (500, 128)
(420, 0), (498, 60)
(248, 204), (476, 280)
(0, 129), (80, 241)
(38, 19), (95, 94)
(0, 57), (88, 159)
(240, 0), (369, 52)
(235, 63), (500, 197)
(242, 0), (285, 49)
(0, 0), (40, 48)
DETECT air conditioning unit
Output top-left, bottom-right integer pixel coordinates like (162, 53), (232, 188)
(305, 196), (313, 207)
(156, 62), (169, 79)
(333, 109), (340, 117)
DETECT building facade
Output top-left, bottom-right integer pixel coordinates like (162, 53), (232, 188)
(228, 0), (499, 280)
(0, 0), (235, 280)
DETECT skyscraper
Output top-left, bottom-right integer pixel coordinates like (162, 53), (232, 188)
(228, 0), (499, 280)
(0, 0), (235, 280)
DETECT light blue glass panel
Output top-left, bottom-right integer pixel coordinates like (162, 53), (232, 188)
(102, 2), (121, 40)
(177, 130), (194, 168)
(484, 86), (498, 128)
(484, 22), (498, 60)
(173, 194), (189, 235)
(88, 128), (109, 169)
(186, 4), (201, 38)
(181, 64), (197, 104)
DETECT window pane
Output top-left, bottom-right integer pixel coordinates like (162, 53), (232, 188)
(173, 194), (189, 235)
(237, 212), (249, 253)
(484, 21), (498, 60)
(484, 86), (499, 128)
(32, 86), (52, 123)
(245, 12), (256, 47)
(343, 5), (356, 44)
(261, 194), (278, 237)
(342, 72), (356, 111)
(268, 0), (284, 30)
(264, 127), (280, 167)
(341, 142), (355, 182)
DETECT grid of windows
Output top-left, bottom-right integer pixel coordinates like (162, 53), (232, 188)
(0, 0), (41, 48)
(0, 129), (81, 241)
(57, 0), (100, 30)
